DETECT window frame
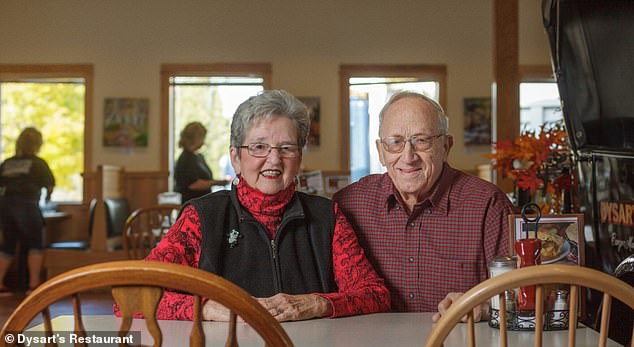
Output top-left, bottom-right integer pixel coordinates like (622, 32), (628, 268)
(159, 63), (272, 177)
(519, 65), (555, 83)
(0, 64), (93, 203)
(339, 64), (447, 170)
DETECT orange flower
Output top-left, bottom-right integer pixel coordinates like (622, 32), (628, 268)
(487, 121), (573, 209)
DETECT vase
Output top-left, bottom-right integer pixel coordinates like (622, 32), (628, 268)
(515, 187), (532, 208)
(514, 186), (567, 214)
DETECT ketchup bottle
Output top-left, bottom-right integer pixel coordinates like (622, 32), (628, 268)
(515, 238), (542, 310)
(515, 203), (543, 311)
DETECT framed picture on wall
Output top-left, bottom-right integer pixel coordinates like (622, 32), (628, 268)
(103, 97), (149, 148)
(298, 96), (321, 147)
(463, 97), (492, 147)
(509, 213), (585, 266)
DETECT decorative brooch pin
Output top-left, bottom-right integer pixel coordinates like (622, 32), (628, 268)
(227, 229), (243, 248)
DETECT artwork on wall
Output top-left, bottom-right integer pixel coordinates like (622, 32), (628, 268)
(103, 98), (149, 147)
(298, 96), (321, 147)
(463, 97), (492, 148)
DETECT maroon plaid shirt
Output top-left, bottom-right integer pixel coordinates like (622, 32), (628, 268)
(333, 164), (513, 312)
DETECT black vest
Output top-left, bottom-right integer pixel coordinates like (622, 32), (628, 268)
(189, 187), (335, 297)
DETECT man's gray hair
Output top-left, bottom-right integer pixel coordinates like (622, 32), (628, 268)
(378, 91), (449, 136)
(230, 90), (310, 149)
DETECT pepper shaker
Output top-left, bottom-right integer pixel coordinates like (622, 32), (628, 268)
(549, 289), (569, 328)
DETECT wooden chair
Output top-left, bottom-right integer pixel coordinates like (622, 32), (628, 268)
(425, 264), (634, 347)
(48, 198), (97, 250)
(122, 205), (181, 259)
(1, 260), (294, 347)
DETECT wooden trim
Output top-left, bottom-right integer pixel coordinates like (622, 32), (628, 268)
(123, 170), (169, 178)
(0, 64), (94, 203)
(338, 64), (447, 170)
(160, 63), (272, 77)
(493, 0), (519, 192)
(0, 64), (93, 77)
(493, 0), (519, 142)
(159, 63), (272, 174)
(519, 64), (555, 82)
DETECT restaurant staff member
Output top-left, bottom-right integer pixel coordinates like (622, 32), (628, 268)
(174, 121), (229, 202)
(144, 90), (390, 321)
(334, 91), (513, 322)
(0, 127), (55, 296)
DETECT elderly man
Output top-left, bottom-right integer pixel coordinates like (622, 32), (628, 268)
(333, 91), (513, 322)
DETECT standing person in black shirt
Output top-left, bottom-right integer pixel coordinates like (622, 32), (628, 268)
(174, 122), (228, 203)
(0, 127), (55, 296)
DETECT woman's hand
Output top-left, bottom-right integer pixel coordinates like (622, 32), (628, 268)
(256, 293), (332, 322)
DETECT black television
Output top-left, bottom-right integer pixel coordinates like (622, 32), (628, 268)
(542, 0), (634, 154)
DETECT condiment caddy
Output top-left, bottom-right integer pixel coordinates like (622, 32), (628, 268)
(488, 203), (570, 331)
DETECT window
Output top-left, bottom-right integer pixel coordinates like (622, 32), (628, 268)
(340, 65), (446, 182)
(0, 65), (93, 202)
(520, 82), (561, 132)
(519, 66), (562, 133)
(160, 64), (271, 190)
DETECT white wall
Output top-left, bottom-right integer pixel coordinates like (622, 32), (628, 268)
(0, 0), (551, 173)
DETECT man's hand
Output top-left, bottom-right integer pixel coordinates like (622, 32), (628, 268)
(432, 292), (490, 323)
(256, 293), (332, 322)
(202, 299), (235, 321)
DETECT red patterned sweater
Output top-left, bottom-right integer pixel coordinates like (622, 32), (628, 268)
(143, 179), (390, 320)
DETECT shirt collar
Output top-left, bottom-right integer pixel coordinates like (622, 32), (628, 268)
(382, 162), (455, 215)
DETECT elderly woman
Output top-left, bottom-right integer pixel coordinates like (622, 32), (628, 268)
(174, 121), (229, 203)
(147, 90), (390, 321)
(0, 127), (55, 296)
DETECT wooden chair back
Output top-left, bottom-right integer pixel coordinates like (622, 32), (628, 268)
(90, 165), (125, 251)
(122, 205), (180, 259)
(1, 260), (294, 347)
(425, 264), (634, 347)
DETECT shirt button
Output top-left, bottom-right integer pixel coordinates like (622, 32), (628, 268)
(426, 209), (432, 214)
(408, 257), (414, 263)
(395, 206), (400, 210)
(409, 222), (415, 227)
(409, 293), (415, 299)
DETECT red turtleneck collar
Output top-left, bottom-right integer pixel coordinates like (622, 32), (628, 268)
(235, 175), (296, 238)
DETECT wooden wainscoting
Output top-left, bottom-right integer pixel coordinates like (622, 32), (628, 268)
(84, 169), (170, 211)
(43, 169), (170, 278)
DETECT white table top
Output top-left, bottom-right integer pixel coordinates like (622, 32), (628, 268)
(27, 312), (622, 347)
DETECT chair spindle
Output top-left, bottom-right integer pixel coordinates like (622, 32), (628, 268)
(599, 293), (613, 347)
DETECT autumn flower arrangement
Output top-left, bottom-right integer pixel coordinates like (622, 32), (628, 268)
(487, 121), (573, 212)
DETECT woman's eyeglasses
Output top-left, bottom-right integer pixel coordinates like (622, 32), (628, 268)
(239, 143), (301, 158)
(377, 134), (444, 153)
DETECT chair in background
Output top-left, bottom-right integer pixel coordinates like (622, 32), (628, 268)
(89, 164), (126, 252)
(47, 198), (97, 250)
(1, 260), (294, 347)
(424, 264), (634, 347)
(122, 205), (180, 259)
(103, 197), (131, 251)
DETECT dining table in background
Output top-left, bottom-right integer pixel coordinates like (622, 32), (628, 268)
(42, 210), (72, 246)
(25, 312), (623, 347)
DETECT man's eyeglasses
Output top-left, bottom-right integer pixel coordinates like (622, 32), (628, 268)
(377, 134), (444, 153)
(239, 143), (301, 158)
